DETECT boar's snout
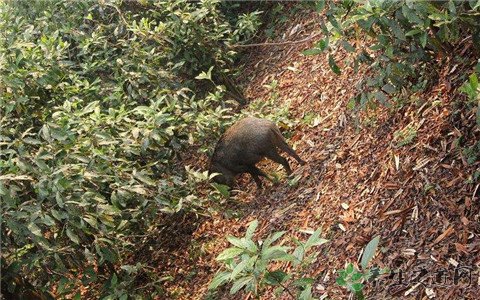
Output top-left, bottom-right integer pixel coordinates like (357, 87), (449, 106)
(209, 163), (234, 187)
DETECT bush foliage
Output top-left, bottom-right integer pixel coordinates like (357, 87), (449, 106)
(306, 0), (480, 109)
(0, 0), (260, 297)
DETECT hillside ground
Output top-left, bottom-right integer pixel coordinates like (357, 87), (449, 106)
(161, 8), (480, 300)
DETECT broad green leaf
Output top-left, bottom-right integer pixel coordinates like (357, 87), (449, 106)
(42, 215), (55, 226)
(195, 66), (214, 80)
(213, 183), (230, 197)
(341, 40), (355, 52)
(209, 271), (231, 290)
(351, 272), (363, 281)
(420, 32), (427, 48)
(298, 284), (313, 300)
(66, 228), (80, 244)
(336, 276), (347, 286)
(405, 29), (422, 37)
(360, 236), (380, 269)
(245, 220), (258, 239)
(469, 73), (478, 91)
(316, 39), (329, 51)
(302, 48), (324, 56)
(352, 282), (364, 292)
(226, 236), (248, 249)
(262, 245), (290, 260)
(216, 247), (244, 261)
(346, 263), (354, 274)
(374, 91), (388, 104)
(293, 277), (314, 287)
(230, 256), (253, 279)
(292, 246), (305, 266)
(304, 228), (327, 249)
(230, 276), (253, 294)
(328, 54), (341, 75)
(261, 230), (286, 251)
(316, 0), (326, 12)
(264, 270), (288, 285)
(27, 222), (42, 237)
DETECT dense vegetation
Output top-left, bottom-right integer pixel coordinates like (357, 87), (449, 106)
(1, 0), (479, 299)
(306, 0), (480, 109)
(0, 0), (261, 298)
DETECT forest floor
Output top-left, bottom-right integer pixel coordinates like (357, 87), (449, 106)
(162, 8), (480, 300)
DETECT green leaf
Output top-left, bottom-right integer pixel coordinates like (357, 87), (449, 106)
(298, 284), (313, 300)
(27, 222), (42, 237)
(133, 170), (156, 186)
(469, 73), (478, 91)
(216, 247), (244, 261)
(336, 276), (347, 286)
(351, 282), (364, 292)
(382, 84), (396, 94)
(264, 270), (288, 285)
(327, 14), (341, 31)
(83, 215), (98, 228)
(195, 66), (214, 80)
(328, 54), (341, 75)
(230, 256), (253, 279)
(304, 228), (327, 249)
(360, 236), (380, 269)
(245, 220), (258, 239)
(262, 245), (290, 260)
(341, 40), (355, 52)
(405, 29), (422, 37)
(316, 39), (329, 51)
(226, 236), (248, 249)
(209, 271), (231, 290)
(262, 230), (286, 251)
(110, 273), (118, 287)
(316, 0), (326, 12)
(213, 183), (230, 197)
(351, 272), (363, 281)
(293, 277), (314, 287)
(303, 39), (329, 56)
(42, 215), (55, 226)
(346, 263), (354, 274)
(420, 32), (427, 48)
(230, 276), (253, 294)
(66, 228), (80, 244)
(388, 20), (406, 41)
(347, 97), (357, 110)
(374, 91), (388, 104)
(292, 246), (305, 266)
(302, 48), (324, 56)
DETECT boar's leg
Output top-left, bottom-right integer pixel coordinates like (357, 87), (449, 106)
(265, 149), (292, 175)
(271, 128), (306, 165)
(247, 165), (268, 188)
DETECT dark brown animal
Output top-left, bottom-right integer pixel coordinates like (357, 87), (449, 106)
(209, 117), (305, 188)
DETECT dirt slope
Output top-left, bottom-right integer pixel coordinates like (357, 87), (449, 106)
(163, 9), (480, 300)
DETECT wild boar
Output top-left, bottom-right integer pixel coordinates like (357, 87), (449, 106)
(209, 117), (305, 188)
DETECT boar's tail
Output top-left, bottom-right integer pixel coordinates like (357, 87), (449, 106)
(271, 127), (305, 164)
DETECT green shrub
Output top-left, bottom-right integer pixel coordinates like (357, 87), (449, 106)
(0, 0), (261, 297)
(336, 236), (389, 300)
(306, 0), (480, 110)
(209, 220), (328, 299)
